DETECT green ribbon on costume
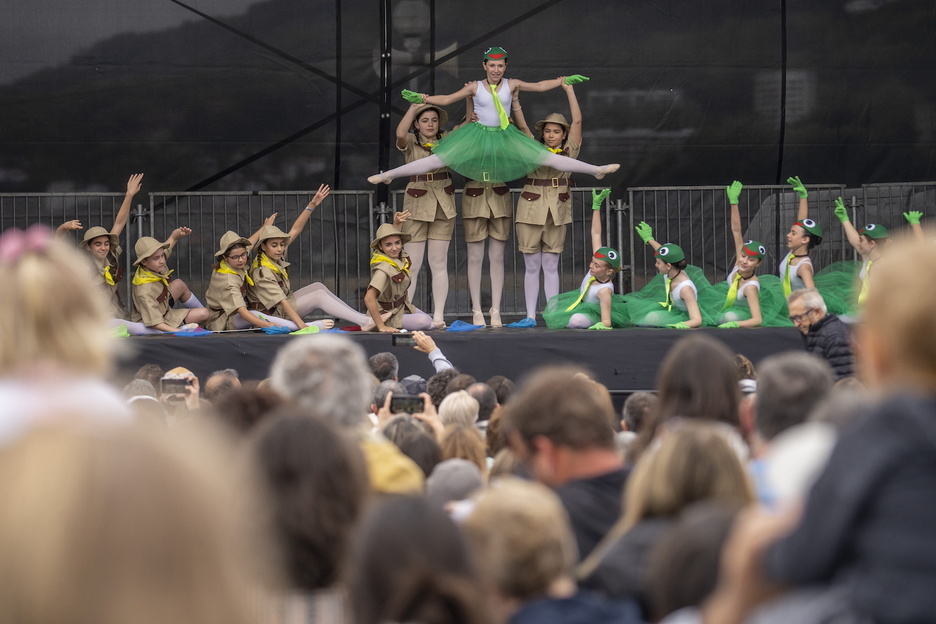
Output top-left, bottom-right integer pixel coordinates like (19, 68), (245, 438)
(659, 275), (673, 311)
(489, 83), (510, 130)
(565, 276), (596, 312)
(252, 252), (287, 282)
(217, 259), (255, 286)
(722, 271), (743, 312)
(858, 259), (873, 305)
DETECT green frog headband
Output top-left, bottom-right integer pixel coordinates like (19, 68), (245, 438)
(655, 243), (685, 263)
(859, 223), (889, 239)
(483, 47), (508, 61)
(793, 218), (823, 238)
(742, 240), (766, 260)
(594, 247), (621, 270)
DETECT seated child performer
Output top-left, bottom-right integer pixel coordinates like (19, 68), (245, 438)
(247, 184), (376, 331)
(716, 181), (788, 328)
(130, 228), (209, 333)
(624, 222), (718, 328)
(833, 196), (890, 313)
(364, 211), (434, 333)
(543, 189), (629, 330)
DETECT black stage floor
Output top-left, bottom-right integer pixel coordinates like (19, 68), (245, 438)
(118, 327), (803, 394)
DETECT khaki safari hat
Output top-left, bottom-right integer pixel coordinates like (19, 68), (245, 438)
(133, 236), (170, 266)
(370, 223), (412, 251)
(214, 231), (251, 259)
(535, 112), (571, 135)
(413, 103), (449, 127)
(80, 226), (119, 251)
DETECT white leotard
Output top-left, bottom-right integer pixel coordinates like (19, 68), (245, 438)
(778, 253), (813, 291)
(579, 273), (614, 304)
(726, 267), (761, 307)
(671, 279), (698, 312)
(473, 79), (512, 128)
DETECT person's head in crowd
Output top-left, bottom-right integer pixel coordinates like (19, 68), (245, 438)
(859, 234), (936, 391)
(350, 495), (488, 624)
(485, 408), (507, 458)
(786, 287), (828, 336)
(204, 368), (241, 403)
(122, 379), (166, 426)
(466, 382), (498, 422)
(754, 352), (834, 443)
(439, 423), (487, 477)
(159, 366), (202, 423)
(427, 368), (460, 409)
(503, 365), (619, 488)
(439, 390), (480, 427)
(381, 413), (427, 446)
(270, 335), (371, 430)
(395, 429), (443, 478)
(372, 380), (407, 417)
(445, 373), (478, 396)
(368, 352), (399, 382)
(486, 375), (516, 406)
(210, 386), (283, 436)
(0, 422), (270, 624)
(621, 391), (656, 434)
(0, 225), (116, 377)
(808, 386), (867, 430)
(426, 458), (485, 509)
(489, 448), (525, 480)
(250, 409), (369, 592)
(735, 354), (757, 380)
(646, 501), (743, 622)
(462, 478), (578, 619)
(401, 374), (428, 396)
(123, 378), (158, 401)
(134, 364), (166, 396)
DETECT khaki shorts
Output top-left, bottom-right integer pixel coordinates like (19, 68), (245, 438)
(463, 216), (512, 243)
(402, 205), (455, 242)
(516, 215), (567, 254)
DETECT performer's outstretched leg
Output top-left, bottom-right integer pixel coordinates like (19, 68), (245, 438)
(113, 319), (162, 335)
(488, 238), (506, 327)
(542, 252), (561, 301)
(368, 155), (445, 184)
(467, 241), (485, 325)
(567, 313), (594, 329)
(541, 153), (620, 180)
(403, 311), (434, 331)
(405, 241), (427, 303)
(522, 252), (543, 320)
(427, 239), (450, 327)
(294, 282), (371, 327)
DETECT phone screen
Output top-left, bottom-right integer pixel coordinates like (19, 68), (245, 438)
(392, 334), (416, 347)
(390, 396), (424, 414)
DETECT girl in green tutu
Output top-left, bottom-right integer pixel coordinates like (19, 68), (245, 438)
(542, 190), (630, 329)
(367, 46), (619, 185)
(715, 181), (790, 328)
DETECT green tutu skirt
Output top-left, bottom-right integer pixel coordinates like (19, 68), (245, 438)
(431, 122), (550, 183)
(814, 260), (861, 317)
(543, 290), (631, 329)
(711, 274), (792, 327)
(623, 266), (722, 327)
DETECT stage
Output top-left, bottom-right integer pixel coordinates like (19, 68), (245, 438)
(117, 327), (804, 395)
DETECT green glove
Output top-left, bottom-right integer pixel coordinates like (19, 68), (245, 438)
(726, 180), (743, 205)
(666, 322), (691, 329)
(635, 221), (654, 244)
(787, 176), (808, 199)
(718, 321), (740, 329)
(290, 325), (321, 335)
(110, 324), (130, 338)
(565, 74), (589, 85)
(588, 321), (611, 330)
(591, 188), (611, 211)
(904, 210), (923, 225)
(834, 197), (849, 224)
(402, 89), (423, 104)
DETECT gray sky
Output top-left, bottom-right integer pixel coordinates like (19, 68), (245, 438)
(0, 0), (265, 85)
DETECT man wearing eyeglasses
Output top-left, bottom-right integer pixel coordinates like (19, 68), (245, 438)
(786, 288), (854, 379)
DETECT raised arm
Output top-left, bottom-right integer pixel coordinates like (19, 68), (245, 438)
(165, 226), (192, 253)
(286, 184), (330, 244)
(562, 82), (583, 145)
(727, 181), (745, 257)
(112, 173), (144, 237)
(510, 86), (533, 138)
(591, 189), (611, 253)
(395, 103), (422, 149)
(904, 211), (925, 242)
(247, 213), (279, 248)
(512, 76), (565, 94)
(834, 197), (862, 252)
(787, 176), (809, 222)
(407, 82), (477, 108)
(635, 221), (661, 252)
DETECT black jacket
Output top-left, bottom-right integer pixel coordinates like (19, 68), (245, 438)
(803, 314), (854, 379)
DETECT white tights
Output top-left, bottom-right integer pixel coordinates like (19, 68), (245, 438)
(377, 153), (607, 182)
(232, 282), (369, 331)
(406, 239), (450, 323)
(467, 239), (506, 312)
(522, 252), (560, 319)
(567, 313), (596, 329)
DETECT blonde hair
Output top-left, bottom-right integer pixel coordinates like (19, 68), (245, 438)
(0, 422), (272, 624)
(439, 423), (487, 477)
(462, 477), (577, 601)
(439, 390), (480, 426)
(579, 421), (753, 577)
(0, 228), (116, 376)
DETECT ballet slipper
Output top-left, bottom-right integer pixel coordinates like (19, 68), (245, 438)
(360, 311), (393, 332)
(472, 310), (485, 326)
(311, 319), (336, 330)
(489, 308), (503, 328)
(594, 164), (620, 180)
(367, 173), (393, 185)
(431, 319), (447, 330)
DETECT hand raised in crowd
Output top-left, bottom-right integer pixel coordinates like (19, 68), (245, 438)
(263, 212), (279, 227)
(412, 330), (437, 354)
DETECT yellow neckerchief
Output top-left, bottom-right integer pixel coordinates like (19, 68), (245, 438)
(420, 141), (437, 151)
(722, 270), (745, 312)
(103, 264), (117, 286)
(858, 259), (873, 304)
(547, 147), (563, 154)
(217, 259), (254, 286)
(488, 82), (510, 130)
(565, 276), (596, 311)
(660, 274), (674, 311)
(370, 252), (410, 274)
(132, 265), (173, 287)
(252, 252), (288, 282)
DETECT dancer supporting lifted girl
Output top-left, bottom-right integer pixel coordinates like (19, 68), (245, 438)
(367, 46), (619, 186)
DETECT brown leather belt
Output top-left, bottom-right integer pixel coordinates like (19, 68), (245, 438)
(409, 172), (451, 183)
(525, 177), (571, 188)
(380, 296), (407, 311)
